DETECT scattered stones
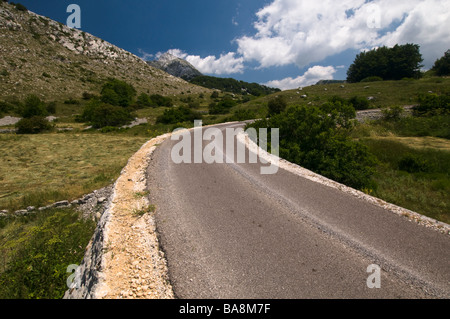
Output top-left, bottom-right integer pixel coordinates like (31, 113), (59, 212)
(1, 184), (114, 221)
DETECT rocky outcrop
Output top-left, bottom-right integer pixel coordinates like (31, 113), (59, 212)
(147, 52), (202, 81)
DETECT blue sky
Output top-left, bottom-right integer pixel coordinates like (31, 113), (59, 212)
(17, 0), (450, 90)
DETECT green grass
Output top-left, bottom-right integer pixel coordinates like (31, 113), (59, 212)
(0, 133), (151, 212)
(243, 77), (450, 113)
(0, 208), (95, 299)
(357, 122), (450, 224)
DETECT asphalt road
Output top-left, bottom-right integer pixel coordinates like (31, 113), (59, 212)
(146, 122), (450, 299)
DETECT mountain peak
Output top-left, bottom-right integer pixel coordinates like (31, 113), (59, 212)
(147, 51), (202, 81)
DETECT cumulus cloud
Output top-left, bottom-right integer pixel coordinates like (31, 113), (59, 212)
(264, 65), (337, 90)
(163, 49), (244, 75)
(236, 0), (450, 69)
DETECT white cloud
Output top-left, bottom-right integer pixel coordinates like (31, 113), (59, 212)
(164, 49), (244, 75)
(186, 52), (244, 75)
(137, 49), (154, 61)
(264, 65), (337, 90)
(236, 0), (450, 69)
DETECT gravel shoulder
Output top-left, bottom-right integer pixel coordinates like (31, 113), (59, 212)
(93, 133), (174, 299)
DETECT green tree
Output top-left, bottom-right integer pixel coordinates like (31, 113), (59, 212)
(432, 50), (450, 76)
(136, 93), (153, 108)
(267, 96), (287, 117)
(156, 106), (201, 124)
(100, 78), (136, 107)
(19, 95), (48, 118)
(347, 44), (423, 82)
(90, 104), (134, 128)
(16, 116), (52, 134)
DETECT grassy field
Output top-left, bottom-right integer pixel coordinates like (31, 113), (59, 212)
(241, 77), (450, 111)
(360, 136), (450, 224)
(0, 132), (151, 212)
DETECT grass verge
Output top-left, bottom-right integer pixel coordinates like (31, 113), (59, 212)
(0, 132), (150, 212)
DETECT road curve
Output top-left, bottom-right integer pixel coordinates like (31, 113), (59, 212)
(146, 122), (450, 299)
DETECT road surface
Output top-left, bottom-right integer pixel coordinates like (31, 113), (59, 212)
(146, 122), (450, 299)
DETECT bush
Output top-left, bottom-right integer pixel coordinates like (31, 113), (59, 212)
(247, 104), (376, 190)
(19, 95), (48, 118)
(398, 154), (431, 173)
(267, 96), (287, 117)
(0, 100), (13, 116)
(46, 101), (57, 114)
(78, 98), (133, 128)
(90, 104), (134, 128)
(16, 116), (52, 134)
(431, 50), (450, 76)
(100, 78), (136, 107)
(82, 92), (96, 100)
(382, 106), (404, 121)
(14, 3), (27, 11)
(136, 93), (153, 108)
(150, 94), (172, 107)
(156, 106), (201, 125)
(348, 96), (370, 110)
(414, 93), (450, 116)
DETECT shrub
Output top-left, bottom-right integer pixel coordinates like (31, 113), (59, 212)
(267, 96), (287, 117)
(82, 92), (96, 100)
(156, 106), (201, 124)
(89, 104), (134, 128)
(348, 96), (370, 110)
(19, 95), (48, 118)
(136, 93), (153, 108)
(100, 78), (136, 107)
(414, 93), (450, 116)
(14, 3), (27, 11)
(382, 105), (404, 121)
(150, 94), (173, 107)
(431, 50), (450, 76)
(0, 100), (13, 115)
(46, 101), (57, 114)
(398, 154), (431, 173)
(64, 98), (79, 105)
(16, 116), (52, 134)
(247, 104), (376, 190)
(210, 91), (219, 99)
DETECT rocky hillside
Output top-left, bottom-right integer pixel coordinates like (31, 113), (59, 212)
(147, 52), (202, 81)
(0, 2), (209, 102)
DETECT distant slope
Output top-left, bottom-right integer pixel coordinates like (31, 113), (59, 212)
(147, 52), (202, 81)
(0, 2), (209, 102)
(190, 75), (281, 96)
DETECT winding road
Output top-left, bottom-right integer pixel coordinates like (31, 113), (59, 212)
(146, 122), (450, 299)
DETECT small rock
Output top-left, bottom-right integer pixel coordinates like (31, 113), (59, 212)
(53, 200), (70, 207)
(27, 206), (35, 212)
(71, 199), (82, 205)
(97, 197), (106, 203)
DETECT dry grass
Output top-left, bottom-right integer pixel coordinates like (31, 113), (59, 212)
(369, 136), (450, 151)
(0, 132), (150, 211)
